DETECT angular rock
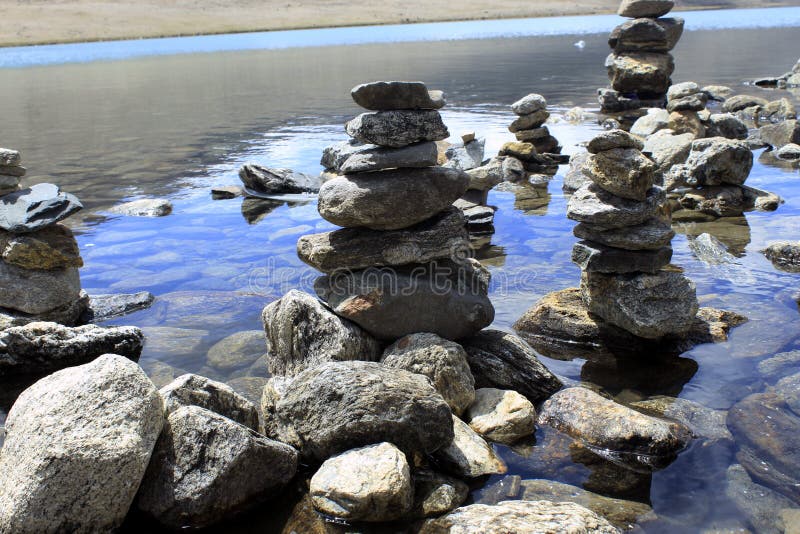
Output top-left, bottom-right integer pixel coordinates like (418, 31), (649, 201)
(573, 217), (674, 250)
(0, 164), (25, 178)
(705, 113), (749, 140)
(206, 330), (264, 372)
(631, 108), (670, 137)
(667, 93), (708, 113)
(687, 307), (748, 346)
(679, 137), (753, 186)
(0, 260), (81, 315)
(434, 415), (507, 478)
(466, 157), (506, 191)
(667, 81), (701, 101)
(609, 17), (682, 53)
(108, 198), (172, 217)
(261, 361), (454, 461)
(760, 119), (800, 148)
(631, 396), (731, 441)
(514, 126), (550, 142)
(410, 469), (469, 519)
(210, 185), (243, 199)
(0, 290), (89, 328)
(444, 139), (485, 171)
(572, 241), (672, 274)
(642, 130), (693, 177)
(465, 388), (536, 444)
(742, 184), (782, 212)
(0, 355), (163, 533)
(606, 52), (674, 94)
(703, 85), (733, 101)
(509, 110), (550, 133)
(310, 442), (412, 522)
(136, 405), (297, 529)
(676, 185), (745, 217)
(567, 183), (665, 229)
(582, 148), (656, 201)
(239, 164), (321, 195)
(382, 333), (475, 416)
(0, 148), (21, 167)
(346, 110), (449, 147)
(317, 166), (469, 230)
(298, 207), (469, 272)
(314, 260), (494, 341)
(0, 224), (82, 270)
(460, 329), (562, 403)
(261, 290), (381, 377)
(618, 0), (674, 18)
(721, 94), (769, 113)
(0, 321), (143, 376)
(160, 374), (260, 431)
(599, 88), (666, 113)
(763, 240), (800, 272)
(668, 110), (706, 137)
(511, 94), (547, 115)
(586, 129), (644, 154)
(581, 270), (698, 339)
(81, 291), (155, 322)
(0, 183), (82, 233)
(351, 81), (444, 111)
(323, 140), (439, 174)
(762, 98), (797, 122)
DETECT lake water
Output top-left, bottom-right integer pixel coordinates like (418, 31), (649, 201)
(1, 8), (800, 532)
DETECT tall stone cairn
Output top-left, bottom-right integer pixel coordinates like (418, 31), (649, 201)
(599, 0), (684, 113)
(500, 93), (566, 178)
(0, 148), (87, 326)
(299, 81), (495, 341)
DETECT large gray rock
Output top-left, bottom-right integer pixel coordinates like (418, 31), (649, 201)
(460, 329), (562, 403)
(310, 442), (413, 522)
(261, 290), (381, 377)
(675, 185), (746, 217)
(0, 290), (89, 328)
(0, 184), (82, 233)
(759, 119), (800, 148)
(582, 148), (656, 201)
(630, 108), (670, 137)
(567, 183), (665, 229)
(586, 129), (644, 154)
(606, 52), (674, 95)
(297, 207), (469, 272)
(261, 361), (454, 461)
(706, 113), (749, 140)
(465, 157), (507, 191)
(322, 140), (439, 174)
(465, 388), (536, 444)
(573, 217), (674, 250)
(631, 396), (731, 442)
(0, 322), (144, 376)
(317, 167), (469, 230)
(108, 198), (172, 217)
(444, 139), (486, 171)
(563, 152), (591, 192)
(642, 130), (693, 178)
(725, 464), (799, 534)
(0, 354), (163, 533)
(618, 0), (674, 17)
(572, 241), (672, 274)
(763, 240), (800, 272)
(434, 415), (507, 478)
(539, 387), (691, 458)
(345, 110), (449, 148)
(0, 260), (81, 315)
(678, 137), (753, 186)
(721, 94), (769, 113)
(511, 94), (547, 115)
(581, 270), (698, 339)
(0, 175), (20, 196)
(81, 291), (155, 322)
(160, 374), (260, 431)
(382, 333), (475, 416)
(314, 260), (494, 341)
(136, 405), (297, 529)
(609, 17), (682, 53)
(419, 500), (619, 533)
(239, 164), (321, 195)
(351, 81), (445, 111)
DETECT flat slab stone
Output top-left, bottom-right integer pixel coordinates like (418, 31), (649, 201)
(322, 141), (438, 174)
(567, 183), (665, 229)
(108, 198), (172, 217)
(572, 240), (672, 273)
(351, 81), (445, 111)
(0, 261), (81, 315)
(618, 0), (675, 18)
(81, 291), (155, 322)
(573, 217), (674, 250)
(0, 183), (82, 233)
(345, 110), (449, 148)
(609, 17), (683, 53)
(586, 129), (644, 154)
(0, 224), (83, 271)
(239, 164), (321, 195)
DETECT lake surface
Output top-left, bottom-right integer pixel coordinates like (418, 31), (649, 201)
(1, 8), (800, 532)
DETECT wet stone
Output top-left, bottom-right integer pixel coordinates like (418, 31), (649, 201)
(239, 164), (321, 195)
(572, 240), (672, 274)
(433, 414), (508, 478)
(465, 388), (536, 444)
(345, 110), (449, 148)
(351, 81), (445, 111)
(763, 240), (800, 272)
(410, 469), (469, 519)
(0, 224), (82, 271)
(81, 291), (155, 322)
(108, 198), (172, 217)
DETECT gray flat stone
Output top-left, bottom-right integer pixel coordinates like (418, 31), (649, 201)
(567, 183), (665, 229)
(0, 184), (82, 233)
(346, 110), (449, 148)
(572, 240), (672, 273)
(351, 81), (444, 111)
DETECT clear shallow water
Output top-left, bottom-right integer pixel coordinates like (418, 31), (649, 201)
(1, 11), (800, 532)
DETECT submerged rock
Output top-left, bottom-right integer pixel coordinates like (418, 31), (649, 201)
(81, 291), (155, 322)
(465, 388), (536, 444)
(631, 396), (731, 441)
(205, 330), (265, 372)
(310, 442), (412, 522)
(346, 110), (449, 147)
(239, 164), (321, 195)
(725, 463), (799, 534)
(410, 469), (470, 519)
(108, 198), (172, 217)
(567, 183), (665, 229)
(434, 415), (507, 478)
(160, 374), (260, 431)
(763, 240), (800, 272)
(351, 81), (445, 111)
(0, 355), (163, 533)
(0, 184), (82, 233)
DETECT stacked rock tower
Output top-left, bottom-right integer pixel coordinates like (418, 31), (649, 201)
(299, 81), (495, 341)
(567, 130), (699, 340)
(599, 0), (684, 113)
(0, 148), (86, 326)
(500, 93), (566, 179)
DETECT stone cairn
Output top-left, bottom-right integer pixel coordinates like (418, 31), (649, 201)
(500, 93), (567, 181)
(0, 148), (87, 327)
(300, 81), (495, 341)
(599, 0), (684, 113)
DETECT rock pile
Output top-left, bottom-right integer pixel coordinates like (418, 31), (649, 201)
(599, 0), (684, 113)
(501, 93), (566, 179)
(0, 148), (88, 326)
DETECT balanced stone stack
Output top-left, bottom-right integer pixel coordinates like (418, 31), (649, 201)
(500, 93), (566, 178)
(300, 81), (495, 341)
(567, 130), (699, 340)
(599, 0), (684, 113)
(0, 148), (87, 326)
(665, 81), (709, 138)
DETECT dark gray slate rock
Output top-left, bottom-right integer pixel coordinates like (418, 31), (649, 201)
(345, 110), (449, 148)
(609, 17), (682, 53)
(586, 129), (644, 154)
(136, 405), (297, 529)
(160, 374), (260, 431)
(618, 0), (674, 17)
(460, 329), (562, 404)
(567, 183), (665, 229)
(0, 183), (82, 233)
(239, 164), (321, 195)
(0, 261), (81, 315)
(0, 291), (89, 328)
(573, 217), (674, 250)
(322, 140), (439, 174)
(317, 166), (469, 230)
(606, 52), (674, 95)
(0, 322), (144, 376)
(261, 361), (454, 462)
(297, 207), (469, 272)
(351, 81), (445, 111)
(81, 291), (155, 322)
(572, 241), (672, 273)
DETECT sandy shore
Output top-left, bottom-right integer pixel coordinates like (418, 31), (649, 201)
(0, 0), (795, 47)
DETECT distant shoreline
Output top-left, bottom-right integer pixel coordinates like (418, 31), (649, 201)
(0, 0), (795, 48)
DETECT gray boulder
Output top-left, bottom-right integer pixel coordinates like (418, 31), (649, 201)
(465, 157), (506, 191)
(609, 17), (682, 53)
(642, 129), (693, 178)
(382, 333), (475, 416)
(434, 415), (507, 478)
(239, 164), (321, 195)
(706, 113), (749, 140)
(0, 354), (163, 533)
(586, 129), (644, 154)
(563, 152), (591, 192)
(317, 166), (469, 230)
(261, 361), (454, 461)
(444, 139), (485, 171)
(572, 241), (672, 274)
(345, 110), (449, 147)
(0, 322), (144, 376)
(606, 52), (674, 94)
(567, 183), (665, 229)
(630, 108), (670, 137)
(573, 217), (674, 250)
(108, 198), (172, 217)
(508, 110), (550, 132)
(465, 388), (536, 444)
(261, 290), (381, 377)
(136, 405), (297, 529)
(675, 185), (746, 217)
(679, 137), (753, 186)
(511, 94), (547, 115)
(351, 81), (444, 111)
(721, 94), (769, 113)
(760, 119), (800, 148)
(582, 148), (655, 201)
(0, 183), (82, 233)
(763, 240), (800, 272)
(322, 140), (439, 174)
(0, 261), (81, 315)
(160, 374), (260, 431)
(0, 175), (20, 196)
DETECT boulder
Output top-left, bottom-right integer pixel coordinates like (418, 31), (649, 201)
(465, 157), (506, 191)
(573, 217), (674, 250)
(630, 108), (670, 137)
(763, 240), (800, 272)
(434, 415), (507, 478)
(419, 501), (618, 533)
(460, 329), (562, 403)
(0, 290), (89, 328)
(679, 137), (753, 186)
(586, 129), (644, 154)
(705, 113), (749, 140)
(760, 119), (800, 148)
(322, 140), (439, 174)
(631, 396), (731, 442)
(0, 183), (82, 233)
(261, 361), (454, 461)
(410, 469), (469, 519)
(351, 81), (444, 111)
(136, 406), (297, 529)
(0, 224), (82, 271)
(582, 148), (656, 201)
(572, 241), (672, 274)
(261, 290), (381, 377)
(642, 130), (693, 179)
(0, 354), (163, 533)
(317, 166), (469, 230)
(609, 17), (682, 53)
(314, 260), (494, 341)
(239, 164), (321, 195)
(0, 322), (144, 376)
(108, 198), (172, 217)
(297, 207), (469, 272)
(539, 387), (691, 458)
(563, 151), (591, 192)
(667, 81), (701, 101)
(465, 388), (536, 444)
(676, 185), (746, 217)
(668, 110), (706, 137)
(81, 291), (155, 322)
(0, 260), (81, 315)
(382, 333), (475, 416)
(160, 374), (260, 431)
(345, 110), (449, 147)
(618, 0), (674, 18)
(310, 442), (413, 522)
(606, 52), (674, 94)
(667, 90), (707, 113)
(567, 183), (665, 229)
(511, 94), (547, 115)
(725, 463), (799, 534)
(581, 270), (698, 339)
(721, 94), (769, 113)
